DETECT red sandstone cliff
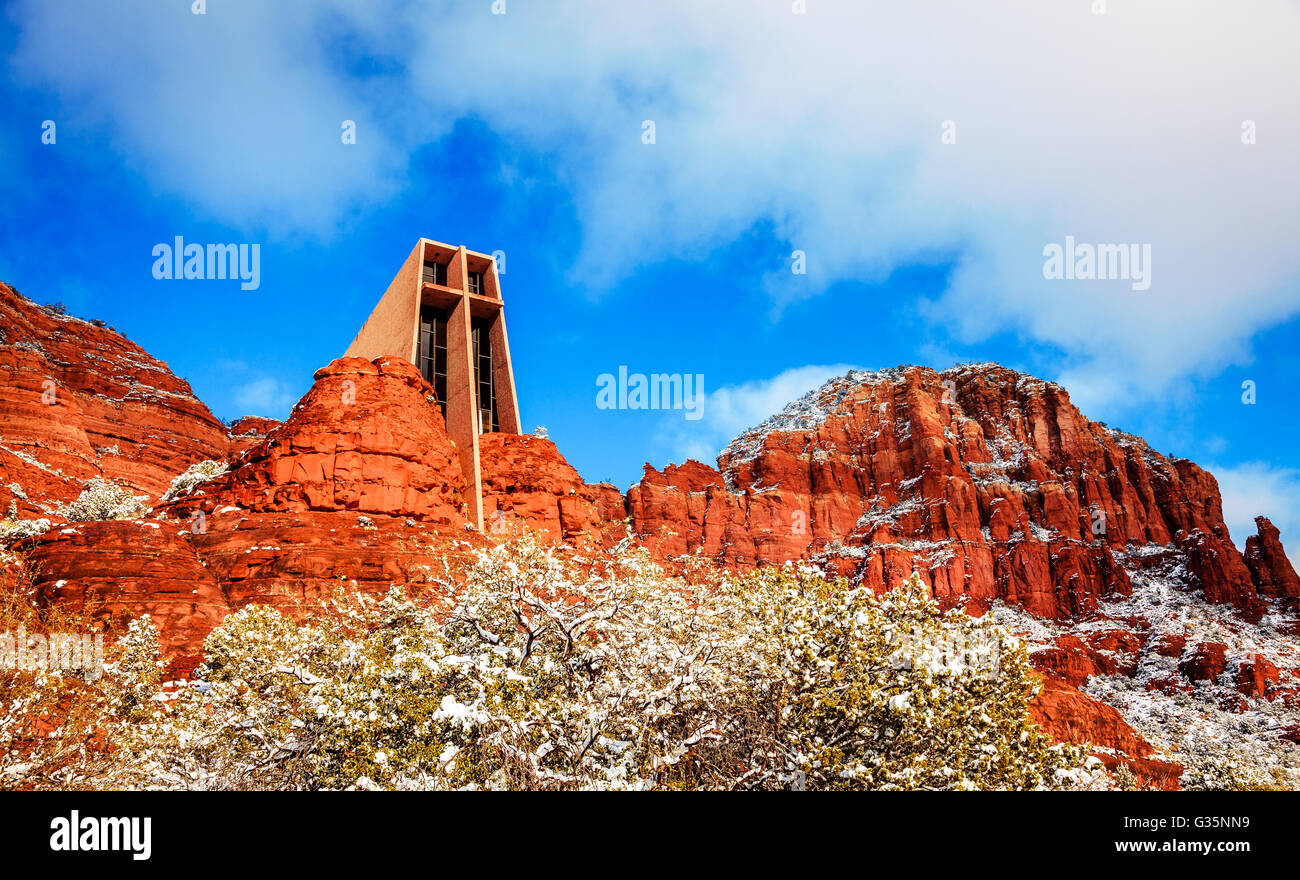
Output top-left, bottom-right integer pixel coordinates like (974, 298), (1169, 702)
(226, 416), (281, 458)
(628, 365), (1272, 620)
(0, 283), (228, 511)
(479, 432), (625, 546)
(3, 302), (1298, 785)
(0, 283), (283, 516)
(1245, 515), (1300, 602)
(622, 365), (1300, 786)
(150, 356), (477, 623)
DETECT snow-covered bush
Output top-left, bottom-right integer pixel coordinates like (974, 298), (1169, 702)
(701, 567), (1086, 791)
(0, 516), (51, 545)
(3, 535), (1093, 791)
(57, 477), (149, 522)
(0, 616), (157, 789)
(1181, 748), (1290, 791)
(159, 459), (228, 503)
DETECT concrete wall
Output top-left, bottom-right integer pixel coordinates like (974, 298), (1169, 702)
(445, 294), (483, 530)
(344, 243), (420, 362)
(487, 309), (520, 434)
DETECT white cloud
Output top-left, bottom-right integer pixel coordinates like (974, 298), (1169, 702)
(233, 377), (296, 417)
(654, 364), (860, 467)
(9, 0), (411, 234)
(1205, 461), (1300, 552)
(400, 1), (1300, 409)
(12, 0), (1300, 408)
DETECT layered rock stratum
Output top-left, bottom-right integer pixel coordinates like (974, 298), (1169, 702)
(2, 283), (1297, 787)
(0, 283), (231, 515)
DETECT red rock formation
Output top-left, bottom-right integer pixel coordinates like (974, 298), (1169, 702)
(0, 283), (229, 504)
(20, 512), (480, 677)
(1179, 642), (1229, 682)
(0, 444), (84, 519)
(185, 510), (477, 620)
(1149, 632), (1187, 658)
(226, 416), (281, 459)
(1029, 635), (1101, 688)
(4, 321), (1296, 786)
(1245, 516), (1300, 601)
(1235, 654), (1282, 698)
(28, 356), (485, 670)
(478, 432), (626, 546)
(1029, 677), (1182, 789)
(621, 364), (1300, 785)
(629, 364), (1264, 620)
(163, 357), (466, 524)
(24, 520), (229, 674)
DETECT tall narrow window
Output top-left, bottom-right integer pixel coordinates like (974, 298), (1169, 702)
(471, 318), (499, 433)
(418, 305), (448, 417)
(468, 271), (484, 295)
(422, 260), (448, 287)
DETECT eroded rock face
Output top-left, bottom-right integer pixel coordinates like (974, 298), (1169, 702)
(5, 331), (1297, 787)
(226, 416), (282, 459)
(629, 364), (1261, 620)
(0, 283), (229, 507)
(1245, 516), (1300, 601)
(24, 521), (229, 674)
(183, 510), (478, 620)
(478, 432), (625, 546)
(623, 364), (1300, 786)
(1180, 642), (1229, 682)
(162, 357), (467, 524)
(1029, 677), (1183, 789)
(14, 355), (477, 674)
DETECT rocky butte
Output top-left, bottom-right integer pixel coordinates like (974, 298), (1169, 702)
(2, 281), (1298, 788)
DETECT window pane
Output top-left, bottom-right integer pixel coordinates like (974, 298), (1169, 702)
(423, 261), (449, 286)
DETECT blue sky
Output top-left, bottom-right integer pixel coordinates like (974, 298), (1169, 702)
(2, 1), (1299, 548)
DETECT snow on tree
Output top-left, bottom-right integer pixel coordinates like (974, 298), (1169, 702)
(159, 459), (229, 503)
(57, 477), (149, 522)
(2, 534), (1101, 790)
(0, 515), (51, 545)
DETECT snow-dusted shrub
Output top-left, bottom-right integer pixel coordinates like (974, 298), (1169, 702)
(0, 516), (52, 545)
(698, 566), (1089, 791)
(159, 459), (228, 503)
(3, 535), (1094, 791)
(1181, 748), (1290, 791)
(0, 615), (157, 789)
(57, 477), (149, 522)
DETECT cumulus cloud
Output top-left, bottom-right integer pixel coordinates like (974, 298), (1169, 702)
(1206, 461), (1300, 552)
(654, 363), (861, 466)
(11, 0), (1300, 409)
(233, 376), (297, 418)
(9, 0), (412, 233)
(399, 1), (1300, 409)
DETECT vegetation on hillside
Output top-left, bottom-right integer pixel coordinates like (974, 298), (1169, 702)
(0, 534), (1102, 791)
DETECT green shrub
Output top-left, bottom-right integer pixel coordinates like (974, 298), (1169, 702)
(2, 535), (1096, 791)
